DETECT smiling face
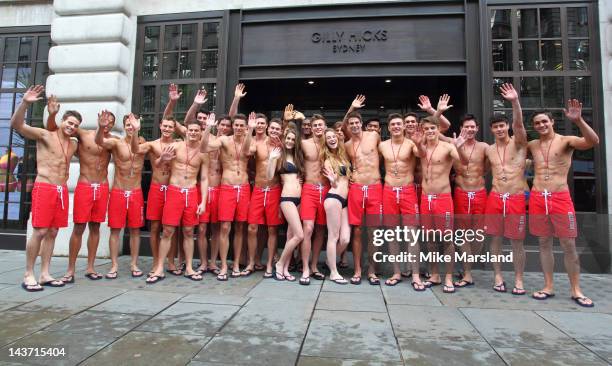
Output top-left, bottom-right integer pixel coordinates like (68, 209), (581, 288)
(61, 116), (81, 137)
(196, 112), (208, 128)
(312, 118), (326, 138)
(367, 121), (380, 133)
(232, 118), (247, 137)
(461, 119), (478, 141)
(404, 116), (418, 134)
(284, 131), (296, 150)
(335, 127), (345, 142)
(217, 118), (232, 136)
(255, 117), (267, 135)
(160, 119), (175, 138)
(268, 121), (282, 139)
(325, 130), (338, 149)
(421, 122), (438, 141)
(388, 117), (404, 137)
(490, 121), (509, 140)
(532, 113), (555, 136)
(186, 123), (202, 143)
(302, 119), (312, 136)
(348, 116), (362, 135)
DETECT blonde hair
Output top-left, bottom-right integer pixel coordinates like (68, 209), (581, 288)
(321, 128), (350, 179)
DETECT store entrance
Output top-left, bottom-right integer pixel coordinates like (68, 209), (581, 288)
(241, 76), (467, 137)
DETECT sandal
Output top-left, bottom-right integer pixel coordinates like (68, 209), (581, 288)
(411, 281), (426, 292)
(184, 273), (203, 281)
(263, 271), (273, 279)
(423, 280), (441, 288)
(493, 282), (507, 293)
(230, 270), (242, 278)
(385, 277), (402, 286)
(368, 275), (380, 286)
(274, 271), (285, 281)
(61, 274), (75, 284)
(571, 296), (594, 308)
(311, 271), (325, 281)
(21, 282), (43, 292)
(241, 268), (254, 277)
(331, 277), (348, 285)
(146, 274), (165, 284)
(131, 270), (143, 278)
(454, 279), (474, 288)
(40, 279), (65, 287)
(532, 291), (555, 300)
(105, 271), (118, 280)
(350, 276), (362, 285)
(85, 272), (103, 281)
(443, 284), (456, 293)
(299, 277), (310, 286)
(512, 287), (526, 295)
(216, 273), (228, 281)
(285, 274), (296, 282)
(166, 268), (183, 276)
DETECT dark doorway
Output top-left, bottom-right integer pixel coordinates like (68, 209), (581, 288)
(240, 76), (467, 137)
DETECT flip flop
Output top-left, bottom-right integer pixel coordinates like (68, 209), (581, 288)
(85, 272), (103, 281)
(21, 282), (43, 292)
(443, 285), (456, 293)
(571, 296), (594, 308)
(230, 271), (242, 278)
(512, 287), (526, 295)
(299, 277), (311, 286)
(217, 273), (228, 281)
(146, 274), (165, 284)
(263, 271), (273, 279)
(368, 276), (380, 286)
(273, 271), (285, 281)
(184, 273), (203, 281)
(210, 268), (221, 275)
(423, 280), (441, 288)
(285, 274), (296, 282)
(411, 281), (427, 292)
(454, 279), (474, 288)
(331, 277), (348, 285)
(61, 274), (75, 284)
(350, 276), (362, 285)
(166, 268), (183, 276)
(241, 268), (254, 277)
(105, 271), (118, 280)
(532, 291), (555, 300)
(493, 281), (507, 293)
(311, 272), (325, 281)
(40, 279), (65, 287)
(385, 278), (402, 286)
(131, 270), (143, 278)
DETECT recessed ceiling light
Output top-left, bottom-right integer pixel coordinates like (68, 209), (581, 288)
(385, 79), (391, 83)
(307, 80), (315, 85)
(380, 106), (385, 109)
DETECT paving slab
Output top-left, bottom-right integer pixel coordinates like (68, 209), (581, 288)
(88, 289), (183, 315)
(302, 310), (401, 362)
(536, 311), (612, 341)
(316, 291), (387, 312)
(581, 339), (612, 364)
(461, 308), (583, 349)
(0, 330), (115, 366)
(397, 338), (505, 366)
(247, 278), (321, 301)
(388, 304), (482, 341)
(0, 302), (21, 312)
(297, 356), (404, 366)
(0, 283), (70, 303)
(47, 310), (150, 338)
(18, 286), (125, 314)
(381, 284), (442, 306)
(193, 334), (301, 365)
(321, 279), (382, 294)
(0, 310), (69, 347)
(81, 331), (208, 366)
(180, 293), (250, 306)
(221, 297), (313, 338)
(495, 347), (609, 366)
(137, 302), (239, 336)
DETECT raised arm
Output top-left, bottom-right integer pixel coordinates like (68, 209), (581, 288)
(564, 99), (599, 150)
(451, 130), (469, 164)
(163, 83), (182, 118)
(184, 87), (207, 127)
(200, 113), (216, 153)
(46, 94), (60, 131)
(419, 95), (452, 133)
(411, 127), (426, 158)
(155, 144), (176, 168)
(500, 83), (527, 146)
(242, 112), (257, 156)
(342, 94), (365, 139)
(11, 85), (47, 141)
(228, 83), (246, 117)
(267, 146), (281, 181)
(95, 110), (118, 150)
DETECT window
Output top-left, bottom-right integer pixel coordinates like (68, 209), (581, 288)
(0, 30), (51, 229)
(489, 4), (598, 212)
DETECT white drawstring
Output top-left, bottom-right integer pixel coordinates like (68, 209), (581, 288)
(316, 184), (323, 204)
(56, 186), (64, 210)
(207, 187), (214, 204)
(542, 189), (552, 215)
(361, 185), (369, 208)
(427, 194), (437, 211)
(467, 191), (476, 214)
(262, 186), (271, 208)
(392, 187), (402, 204)
(180, 188), (189, 207)
(160, 185), (168, 202)
(124, 190), (132, 210)
(91, 183), (100, 201)
(233, 185), (241, 202)
(501, 193), (510, 217)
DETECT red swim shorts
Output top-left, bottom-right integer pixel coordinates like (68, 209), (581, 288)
(146, 182), (168, 221)
(248, 185), (284, 226)
(348, 183), (383, 226)
(73, 181), (109, 224)
(484, 191), (526, 240)
(382, 184), (419, 227)
(107, 188), (144, 229)
(420, 192), (453, 231)
(217, 183), (251, 222)
(162, 185), (199, 227)
(453, 187), (486, 230)
(299, 183), (330, 225)
(529, 190), (577, 238)
(199, 186), (220, 223)
(31, 182), (69, 228)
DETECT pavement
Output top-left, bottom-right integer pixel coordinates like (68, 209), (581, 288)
(0, 249), (611, 365)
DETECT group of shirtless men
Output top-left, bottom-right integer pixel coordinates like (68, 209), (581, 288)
(13, 81), (598, 307)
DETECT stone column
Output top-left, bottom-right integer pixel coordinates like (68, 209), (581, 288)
(30, 0), (138, 257)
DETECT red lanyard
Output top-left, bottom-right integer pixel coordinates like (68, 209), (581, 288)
(425, 141), (439, 182)
(390, 138), (404, 176)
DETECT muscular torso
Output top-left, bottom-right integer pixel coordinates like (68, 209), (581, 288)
(168, 141), (207, 187)
(35, 131), (78, 185)
(207, 142), (222, 187)
(147, 138), (175, 185)
(486, 138), (527, 195)
(111, 138), (146, 190)
(254, 138), (280, 187)
(76, 130), (113, 184)
(346, 132), (381, 185)
(420, 141), (454, 194)
(301, 138), (328, 185)
(219, 136), (252, 185)
(453, 141), (488, 191)
(528, 134), (572, 192)
(379, 138), (416, 187)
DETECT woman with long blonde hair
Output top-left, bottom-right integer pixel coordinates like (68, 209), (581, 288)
(321, 128), (351, 284)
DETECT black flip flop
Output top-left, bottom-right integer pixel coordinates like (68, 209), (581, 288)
(263, 271), (273, 279)
(411, 281), (427, 292)
(217, 273), (228, 281)
(85, 272), (103, 281)
(40, 280), (65, 287)
(512, 287), (526, 295)
(493, 281), (507, 293)
(184, 273), (203, 281)
(368, 276), (380, 286)
(385, 278), (402, 286)
(331, 277), (348, 285)
(21, 282), (43, 292)
(443, 285), (456, 293)
(105, 271), (118, 280)
(532, 291), (555, 300)
(146, 274), (165, 284)
(350, 276), (362, 285)
(131, 270), (144, 278)
(299, 277), (310, 286)
(61, 275), (75, 284)
(454, 279), (474, 288)
(230, 271), (242, 278)
(571, 296), (594, 308)
(311, 272), (325, 281)
(166, 268), (183, 276)
(241, 268), (254, 277)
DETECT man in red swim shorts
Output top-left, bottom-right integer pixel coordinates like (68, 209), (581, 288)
(527, 100), (599, 307)
(202, 112), (257, 280)
(12, 85), (80, 291)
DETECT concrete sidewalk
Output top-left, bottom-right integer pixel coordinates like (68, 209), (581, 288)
(0, 249), (610, 365)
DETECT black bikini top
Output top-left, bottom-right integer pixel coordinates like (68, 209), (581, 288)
(339, 165), (348, 176)
(283, 161), (298, 174)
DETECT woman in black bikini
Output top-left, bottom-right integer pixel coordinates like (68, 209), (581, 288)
(267, 127), (309, 284)
(321, 128), (351, 284)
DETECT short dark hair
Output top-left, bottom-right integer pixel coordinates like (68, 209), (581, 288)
(255, 113), (268, 123)
(186, 120), (201, 128)
(217, 114), (231, 123)
(333, 121), (343, 130)
(489, 114), (509, 126)
(269, 118), (282, 128)
(387, 113), (403, 123)
(122, 113), (139, 125)
(420, 116), (439, 127)
(232, 114), (247, 124)
(311, 114), (326, 125)
(197, 109), (210, 116)
(62, 110), (82, 123)
(366, 118), (380, 125)
(161, 115), (177, 124)
(460, 114), (479, 127)
(346, 111), (362, 122)
(530, 109), (554, 123)
(403, 112), (418, 120)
